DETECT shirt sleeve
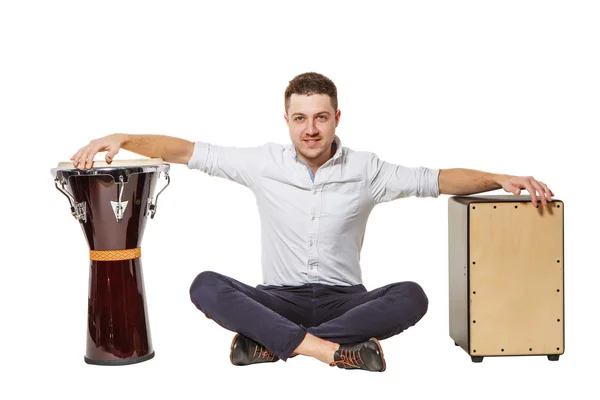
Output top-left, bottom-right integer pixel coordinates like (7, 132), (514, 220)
(367, 153), (440, 204)
(187, 141), (265, 189)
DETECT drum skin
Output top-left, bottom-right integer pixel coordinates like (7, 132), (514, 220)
(66, 172), (159, 365)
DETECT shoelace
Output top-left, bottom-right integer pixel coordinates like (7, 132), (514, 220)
(253, 344), (276, 361)
(329, 347), (364, 368)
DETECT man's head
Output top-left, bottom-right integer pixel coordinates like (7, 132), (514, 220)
(284, 72), (341, 167)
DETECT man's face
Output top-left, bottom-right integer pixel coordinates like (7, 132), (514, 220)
(285, 93), (340, 164)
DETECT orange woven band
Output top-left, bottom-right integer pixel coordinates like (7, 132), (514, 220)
(89, 248), (141, 261)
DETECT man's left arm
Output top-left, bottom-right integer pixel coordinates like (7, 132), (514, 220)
(438, 168), (555, 207)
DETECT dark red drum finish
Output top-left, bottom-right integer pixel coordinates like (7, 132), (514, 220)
(87, 258), (152, 364)
(52, 159), (170, 365)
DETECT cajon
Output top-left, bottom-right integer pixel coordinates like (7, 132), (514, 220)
(448, 195), (564, 362)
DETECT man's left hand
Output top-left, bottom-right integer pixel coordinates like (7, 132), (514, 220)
(500, 176), (555, 207)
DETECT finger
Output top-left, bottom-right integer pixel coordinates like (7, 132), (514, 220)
(529, 178), (547, 207)
(71, 149), (83, 167)
(80, 150), (91, 170)
(86, 151), (95, 170)
(73, 151), (84, 169)
(520, 178), (538, 207)
(77, 146), (93, 169)
(105, 147), (119, 163)
(88, 146), (103, 169)
(527, 178), (545, 206)
(538, 181), (553, 203)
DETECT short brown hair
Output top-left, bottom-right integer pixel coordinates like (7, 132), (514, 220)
(284, 72), (338, 113)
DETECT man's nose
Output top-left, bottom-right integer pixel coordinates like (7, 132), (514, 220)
(306, 120), (318, 135)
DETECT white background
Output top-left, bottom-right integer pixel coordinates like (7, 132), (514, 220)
(1, 1), (598, 399)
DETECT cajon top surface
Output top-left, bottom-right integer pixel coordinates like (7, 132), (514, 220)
(451, 195), (561, 204)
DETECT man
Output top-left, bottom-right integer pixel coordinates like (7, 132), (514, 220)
(71, 72), (554, 372)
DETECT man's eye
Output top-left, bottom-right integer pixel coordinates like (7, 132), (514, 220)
(295, 117), (304, 121)
(317, 115), (327, 120)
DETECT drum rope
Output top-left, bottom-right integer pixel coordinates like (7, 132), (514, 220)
(89, 248), (141, 261)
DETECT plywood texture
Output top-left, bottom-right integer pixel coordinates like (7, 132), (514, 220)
(468, 201), (564, 356)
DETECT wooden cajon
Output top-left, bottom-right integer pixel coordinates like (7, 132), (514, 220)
(448, 195), (564, 362)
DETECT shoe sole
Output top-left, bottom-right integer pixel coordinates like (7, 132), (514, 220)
(369, 337), (386, 372)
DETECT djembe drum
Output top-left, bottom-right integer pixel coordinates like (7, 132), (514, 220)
(51, 158), (170, 365)
(448, 195), (564, 362)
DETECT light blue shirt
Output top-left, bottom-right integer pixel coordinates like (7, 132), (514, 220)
(187, 136), (440, 286)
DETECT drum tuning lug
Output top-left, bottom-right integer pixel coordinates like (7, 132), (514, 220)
(72, 202), (87, 223)
(54, 178), (87, 223)
(147, 202), (157, 219)
(146, 172), (170, 219)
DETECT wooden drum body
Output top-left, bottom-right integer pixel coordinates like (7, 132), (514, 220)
(52, 159), (170, 365)
(448, 195), (564, 362)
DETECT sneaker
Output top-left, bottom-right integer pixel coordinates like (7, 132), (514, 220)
(230, 333), (279, 366)
(330, 338), (386, 372)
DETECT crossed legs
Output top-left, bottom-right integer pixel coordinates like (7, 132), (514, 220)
(189, 271), (428, 366)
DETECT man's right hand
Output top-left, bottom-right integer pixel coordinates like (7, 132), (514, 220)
(71, 134), (125, 170)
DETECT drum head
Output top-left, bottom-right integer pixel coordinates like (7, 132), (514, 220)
(51, 158), (170, 182)
(54, 158), (167, 170)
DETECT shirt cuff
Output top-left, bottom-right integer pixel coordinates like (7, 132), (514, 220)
(428, 168), (441, 197)
(187, 141), (210, 171)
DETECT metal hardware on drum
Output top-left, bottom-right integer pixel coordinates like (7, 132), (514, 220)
(112, 175), (127, 222)
(50, 158), (170, 366)
(147, 171), (170, 219)
(111, 200), (129, 222)
(54, 178), (87, 223)
(52, 162), (170, 222)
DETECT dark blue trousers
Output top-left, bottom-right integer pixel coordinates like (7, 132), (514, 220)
(189, 271), (429, 361)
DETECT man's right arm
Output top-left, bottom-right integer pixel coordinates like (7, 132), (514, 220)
(71, 133), (194, 170)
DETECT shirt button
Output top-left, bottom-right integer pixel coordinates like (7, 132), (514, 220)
(311, 216), (315, 220)
(309, 266), (313, 270)
(309, 241), (313, 247)
(313, 190), (317, 195)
